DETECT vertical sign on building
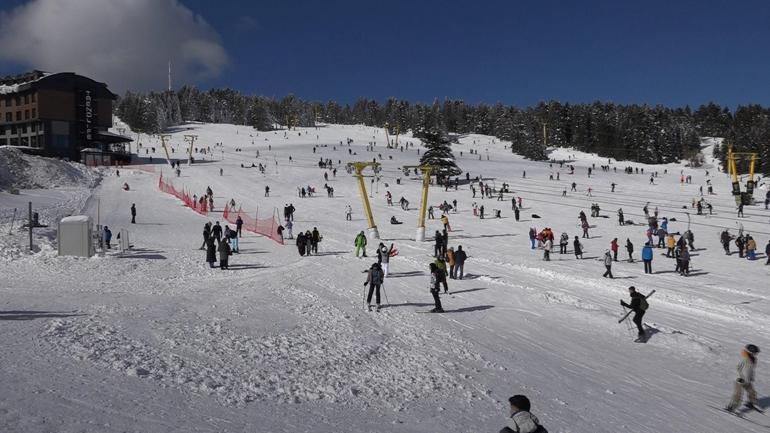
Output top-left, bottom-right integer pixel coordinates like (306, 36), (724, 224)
(77, 89), (98, 149)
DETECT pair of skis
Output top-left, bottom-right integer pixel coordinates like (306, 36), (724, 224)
(619, 290), (655, 342)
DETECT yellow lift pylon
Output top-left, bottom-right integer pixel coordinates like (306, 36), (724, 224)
(158, 134), (173, 167)
(348, 161), (381, 240)
(727, 145), (759, 205)
(403, 165), (433, 242)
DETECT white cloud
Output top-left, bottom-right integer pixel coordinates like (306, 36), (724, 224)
(0, 0), (229, 92)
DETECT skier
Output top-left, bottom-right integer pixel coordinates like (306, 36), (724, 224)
(626, 238), (634, 262)
(454, 245), (467, 280)
(355, 231), (368, 257)
(725, 344), (761, 413)
(611, 238), (619, 261)
(217, 238), (231, 270)
(620, 286), (649, 339)
(364, 262), (385, 311)
(500, 395), (545, 433)
(103, 226), (112, 249)
(130, 203), (136, 224)
(642, 242), (653, 274)
(573, 236), (583, 259)
(435, 257), (449, 293)
(602, 251), (614, 278)
(441, 214), (451, 231)
(428, 263), (444, 313)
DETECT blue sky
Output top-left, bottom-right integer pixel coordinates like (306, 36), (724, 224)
(2, 0), (770, 107)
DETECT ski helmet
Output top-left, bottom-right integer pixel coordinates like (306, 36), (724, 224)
(746, 344), (760, 354)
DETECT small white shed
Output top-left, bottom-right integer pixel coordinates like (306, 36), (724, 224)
(58, 215), (94, 257)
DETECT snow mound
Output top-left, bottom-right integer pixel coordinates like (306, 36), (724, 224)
(0, 147), (98, 191)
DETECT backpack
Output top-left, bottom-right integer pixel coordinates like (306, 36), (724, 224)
(370, 267), (384, 285)
(639, 296), (649, 311)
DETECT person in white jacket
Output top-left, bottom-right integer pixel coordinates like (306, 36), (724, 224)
(726, 344), (760, 412)
(500, 395), (544, 433)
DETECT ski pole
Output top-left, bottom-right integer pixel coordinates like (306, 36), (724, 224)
(382, 282), (390, 306)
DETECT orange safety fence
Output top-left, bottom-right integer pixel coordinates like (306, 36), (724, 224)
(158, 173), (209, 216)
(223, 204), (285, 245)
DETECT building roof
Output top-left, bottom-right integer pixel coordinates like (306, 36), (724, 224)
(0, 70), (116, 99)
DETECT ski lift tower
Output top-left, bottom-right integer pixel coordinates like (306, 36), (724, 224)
(158, 134), (173, 167)
(727, 145), (759, 206)
(347, 161), (381, 240)
(183, 134), (198, 166)
(403, 165), (433, 242)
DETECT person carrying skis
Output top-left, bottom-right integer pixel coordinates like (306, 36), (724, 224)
(573, 236), (583, 259)
(602, 251), (614, 278)
(364, 262), (385, 311)
(500, 394), (545, 433)
(642, 242), (653, 274)
(428, 263), (444, 313)
(620, 286), (648, 339)
(355, 231), (367, 257)
(611, 238), (619, 261)
(725, 344), (760, 413)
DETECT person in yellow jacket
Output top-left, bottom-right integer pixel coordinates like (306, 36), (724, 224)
(447, 247), (456, 279)
(746, 236), (757, 260)
(666, 234), (676, 257)
(440, 214), (451, 232)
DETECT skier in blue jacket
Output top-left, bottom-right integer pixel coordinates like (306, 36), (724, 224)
(641, 242), (653, 274)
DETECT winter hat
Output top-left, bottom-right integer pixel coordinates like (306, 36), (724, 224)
(508, 395), (531, 412)
(746, 344), (760, 354)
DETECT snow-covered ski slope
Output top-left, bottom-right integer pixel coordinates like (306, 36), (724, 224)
(1, 122), (768, 433)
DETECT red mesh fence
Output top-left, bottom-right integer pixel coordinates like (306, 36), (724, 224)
(158, 174), (208, 216)
(223, 204), (284, 245)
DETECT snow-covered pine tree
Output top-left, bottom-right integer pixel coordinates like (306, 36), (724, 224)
(415, 108), (462, 179)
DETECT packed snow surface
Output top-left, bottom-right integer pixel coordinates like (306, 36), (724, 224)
(0, 123), (769, 432)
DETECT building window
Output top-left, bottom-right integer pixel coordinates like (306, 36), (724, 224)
(24, 94), (29, 104)
(31, 93), (36, 103)
(4, 98), (9, 107)
(30, 123), (36, 132)
(16, 111), (21, 121)
(0, 138), (6, 146)
(10, 125), (16, 134)
(30, 135), (37, 147)
(21, 137), (28, 146)
(24, 109), (29, 120)
(31, 108), (36, 118)
(0, 125), (4, 135)
(6, 113), (12, 122)
(22, 124), (27, 133)
(15, 96), (20, 106)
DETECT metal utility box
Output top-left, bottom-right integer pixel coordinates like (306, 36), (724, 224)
(58, 215), (94, 257)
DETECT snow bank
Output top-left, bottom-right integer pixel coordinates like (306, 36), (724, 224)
(0, 147), (99, 191)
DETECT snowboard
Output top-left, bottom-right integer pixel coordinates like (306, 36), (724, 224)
(707, 405), (770, 428)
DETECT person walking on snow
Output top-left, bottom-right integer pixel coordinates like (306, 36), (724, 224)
(130, 203), (136, 224)
(364, 262), (385, 311)
(355, 231), (368, 257)
(217, 238), (231, 270)
(602, 251), (614, 278)
(765, 240), (770, 265)
(434, 231), (444, 258)
(611, 238), (619, 261)
(559, 232), (569, 254)
(725, 344), (761, 413)
(200, 222), (211, 250)
(235, 216), (243, 237)
(454, 245), (467, 279)
(500, 394), (545, 433)
(626, 238), (634, 262)
(440, 214), (451, 232)
(205, 237), (217, 268)
(447, 247), (456, 279)
(573, 236), (583, 259)
(345, 204), (352, 221)
(642, 242), (653, 274)
(543, 237), (552, 261)
(620, 286), (648, 339)
(529, 227), (537, 249)
(428, 263), (445, 313)
(434, 257), (449, 293)
(378, 243), (393, 277)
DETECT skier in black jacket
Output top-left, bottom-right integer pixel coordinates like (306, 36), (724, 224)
(434, 231), (443, 258)
(620, 286), (647, 339)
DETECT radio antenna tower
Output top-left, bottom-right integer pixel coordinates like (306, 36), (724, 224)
(168, 60), (172, 92)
